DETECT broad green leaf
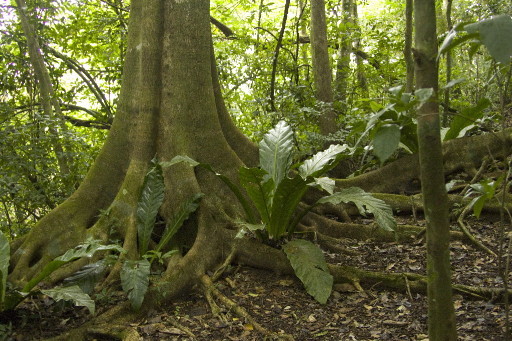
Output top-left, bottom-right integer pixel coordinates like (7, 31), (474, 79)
(137, 159), (165, 256)
(41, 285), (95, 315)
(239, 167), (274, 224)
(415, 88), (434, 104)
(466, 178), (501, 218)
(318, 187), (396, 232)
(444, 98), (490, 141)
(63, 259), (109, 294)
(155, 193), (204, 253)
(121, 259), (150, 311)
(311, 177), (336, 195)
(283, 240), (333, 304)
(299, 144), (348, 179)
(268, 176), (309, 238)
(442, 78), (466, 90)
(465, 15), (512, 64)
(373, 124), (400, 164)
(235, 221), (266, 239)
(259, 121), (294, 187)
(438, 28), (478, 57)
(0, 232), (9, 306)
(23, 239), (124, 292)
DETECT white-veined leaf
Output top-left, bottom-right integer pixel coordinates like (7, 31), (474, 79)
(283, 240), (332, 304)
(121, 259), (150, 311)
(299, 144), (347, 179)
(259, 121), (294, 188)
(137, 159), (165, 256)
(42, 285), (95, 315)
(318, 187), (396, 232)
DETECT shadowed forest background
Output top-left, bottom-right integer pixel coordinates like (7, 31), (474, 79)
(0, 0), (512, 340)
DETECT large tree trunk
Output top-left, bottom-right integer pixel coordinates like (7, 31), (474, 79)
(8, 0), (252, 291)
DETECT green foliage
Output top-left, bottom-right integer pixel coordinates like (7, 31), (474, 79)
(373, 124), (401, 164)
(355, 86), (432, 164)
(259, 121), (294, 187)
(283, 240), (333, 304)
(0, 236), (122, 314)
(121, 161), (203, 310)
(63, 257), (115, 294)
(22, 238), (124, 293)
(0, 233), (9, 309)
(440, 15), (512, 64)
(465, 15), (512, 64)
(444, 98), (491, 140)
(465, 177), (502, 218)
(41, 285), (95, 315)
(317, 187), (397, 232)
(155, 193), (204, 254)
(137, 158), (165, 256)
(120, 259), (151, 311)
(166, 121), (394, 304)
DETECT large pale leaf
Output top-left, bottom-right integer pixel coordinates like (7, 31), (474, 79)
(283, 240), (333, 304)
(373, 124), (400, 164)
(259, 121), (294, 187)
(268, 176), (309, 238)
(121, 259), (150, 311)
(239, 167), (274, 224)
(41, 285), (95, 315)
(0, 232), (9, 306)
(23, 239), (124, 292)
(444, 98), (490, 141)
(465, 15), (512, 64)
(63, 259), (108, 294)
(318, 187), (396, 232)
(137, 159), (165, 256)
(299, 144), (347, 179)
(155, 193), (204, 253)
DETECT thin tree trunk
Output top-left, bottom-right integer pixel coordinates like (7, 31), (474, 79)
(351, 1), (367, 96)
(15, 0), (71, 178)
(310, 0), (337, 136)
(269, 0), (291, 112)
(413, 0), (457, 339)
(443, 0), (453, 126)
(404, 0), (414, 92)
(335, 0), (352, 108)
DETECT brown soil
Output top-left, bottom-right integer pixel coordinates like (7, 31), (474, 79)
(2, 216), (511, 340)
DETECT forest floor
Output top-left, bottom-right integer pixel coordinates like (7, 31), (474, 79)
(3, 215), (511, 340)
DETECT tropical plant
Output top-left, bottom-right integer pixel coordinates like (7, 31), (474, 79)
(118, 158), (203, 310)
(165, 120), (395, 303)
(0, 236), (123, 314)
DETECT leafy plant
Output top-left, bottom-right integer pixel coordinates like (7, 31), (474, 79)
(119, 159), (203, 310)
(440, 15), (512, 65)
(355, 86), (434, 164)
(465, 177), (503, 218)
(283, 240), (333, 304)
(0, 236), (123, 314)
(165, 120), (396, 303)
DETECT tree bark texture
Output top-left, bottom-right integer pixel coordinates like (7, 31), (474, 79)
(413, 0), (457, 340)
(310, 0), (337, 136)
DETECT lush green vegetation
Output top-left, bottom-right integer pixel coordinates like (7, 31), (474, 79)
(0, 0), (511, 339)
(1, 0), (510, 238)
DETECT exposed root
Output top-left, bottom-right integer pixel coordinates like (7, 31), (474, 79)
(199, 274), (295, 340)
(329, 264), (512, 301)
(457, 204), (497, 257)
